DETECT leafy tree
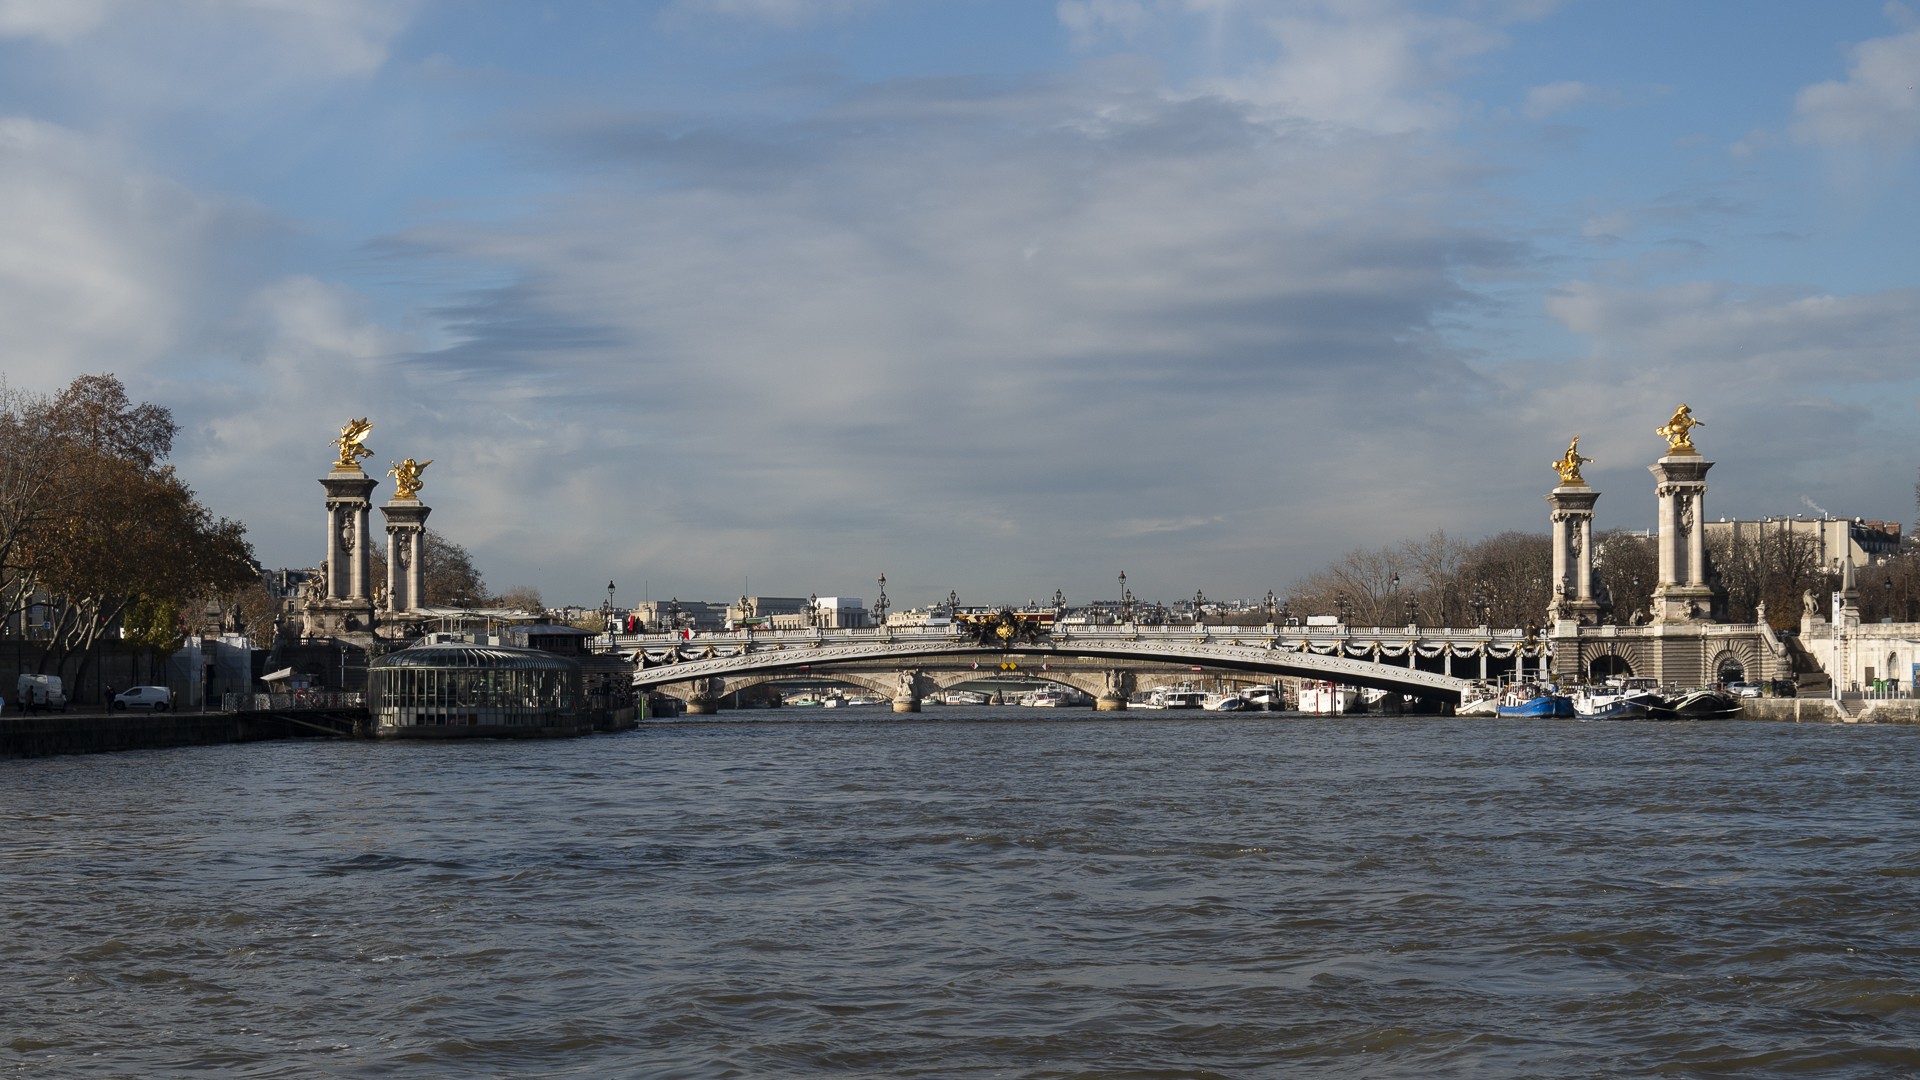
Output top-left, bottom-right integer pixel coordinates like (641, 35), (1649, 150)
(423, 529), (488, 607)
(5, 374), (254, 688)
(1706, 526), (1826, 629)
(1592, 530), (1656, 625)
(492, 585), (544, 613)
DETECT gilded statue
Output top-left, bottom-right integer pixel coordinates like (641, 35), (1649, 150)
(1551, 435), (1591, 485)
(1656, 403), (1702, 454)
(330, 418), (374, 470)
(389, 457), (432, 500)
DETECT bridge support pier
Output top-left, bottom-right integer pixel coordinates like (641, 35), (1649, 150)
(1096, 669), (1131, 711)
(685, 695), (718, 715)
(892, 669), (922, 713)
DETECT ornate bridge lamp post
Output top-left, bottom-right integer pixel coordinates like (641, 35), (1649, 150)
(872, 574), (889, 628)
(1051, 589), (1066, 621)
(946, 590), (960, 619)
(1337, 594), (1352, 628)
(1192, 589), (1207, 627)
(602, 580), (617, 632)
(669, 597), (682, 634)
(1264, 590), (1278, 627)
(1118, 571), (1134, 625)
(807, 593), (818, 630)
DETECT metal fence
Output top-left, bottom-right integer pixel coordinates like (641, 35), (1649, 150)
(221, 691), (365, 712)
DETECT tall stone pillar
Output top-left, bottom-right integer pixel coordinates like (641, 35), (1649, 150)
(1546, 436), (1600, 683)
(1649, 452), (1714, 624)
(304, 419), (380, 639)
(381, 501), (431, 613)
(1545, 482), (1601, 626)
(322, 469), (378, 601)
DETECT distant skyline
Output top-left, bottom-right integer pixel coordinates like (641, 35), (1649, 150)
(4, 1), (1919, 608)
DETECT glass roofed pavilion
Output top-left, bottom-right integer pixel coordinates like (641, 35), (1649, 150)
(366, 642), (590, 738)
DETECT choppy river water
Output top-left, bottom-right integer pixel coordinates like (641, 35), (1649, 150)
(4, 713), (1920, 1077)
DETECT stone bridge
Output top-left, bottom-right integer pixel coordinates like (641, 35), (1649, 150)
(622, 624), (1548, 713)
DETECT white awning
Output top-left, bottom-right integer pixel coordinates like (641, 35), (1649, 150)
(261, 667), (295, 683)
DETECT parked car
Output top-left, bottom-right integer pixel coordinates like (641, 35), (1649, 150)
(15, 674), (67, 712)
(1728, 682), (1763, 699)
(112, 686), (174, 712)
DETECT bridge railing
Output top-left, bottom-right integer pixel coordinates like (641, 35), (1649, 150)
(605, 624), (1532, 650)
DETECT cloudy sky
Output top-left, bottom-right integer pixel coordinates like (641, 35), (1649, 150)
(3, 0), (1918, 609)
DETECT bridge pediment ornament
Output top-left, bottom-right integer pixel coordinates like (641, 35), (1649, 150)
(960, 609), (1051, 649)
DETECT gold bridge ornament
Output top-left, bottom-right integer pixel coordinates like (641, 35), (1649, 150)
(1550, 435), (1591, 486)
(1656, 403), (1702, 454)
(330, 418), (374, 470)
(388, 457), (432, 500)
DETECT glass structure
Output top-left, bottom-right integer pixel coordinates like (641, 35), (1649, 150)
(365, 642), (586, 736)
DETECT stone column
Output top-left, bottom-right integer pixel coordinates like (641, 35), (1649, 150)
(1649, 451), (1714, 624)
(1547, 481), (1602, 626)
(380, 500), (432, 613)
(311, 465), (379, 635)
(1096, 669), (1132, 711)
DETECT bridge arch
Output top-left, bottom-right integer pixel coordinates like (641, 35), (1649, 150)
(629, 629), (1482, 708)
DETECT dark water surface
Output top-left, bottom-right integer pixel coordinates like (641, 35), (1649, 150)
(5, 714), (1920, 1077)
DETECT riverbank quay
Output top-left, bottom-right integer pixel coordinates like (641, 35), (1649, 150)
(1, 705), (640, 760)
(0, 709), (341, 760)
(1742, 697), (1920, 724)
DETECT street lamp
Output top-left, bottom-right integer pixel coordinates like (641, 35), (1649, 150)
(1264, 589), (1277, 624)
(1337, 594), (1351, 626)
(669, 597), (682, 633)
(872, 573), (889, 626)
(1118, 570), (1134, 624)
(602, 580), (617, 631)
(807, 593), (818, 630)
(1192, 589), (1207, 625)
(947, 589), (960, 619)
(1051, 588), (1066, 615)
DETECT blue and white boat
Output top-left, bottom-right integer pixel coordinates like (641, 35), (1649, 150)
(1494, 684), (1575, 718)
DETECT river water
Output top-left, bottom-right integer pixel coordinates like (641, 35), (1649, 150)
(4, 712), (1919, 1077)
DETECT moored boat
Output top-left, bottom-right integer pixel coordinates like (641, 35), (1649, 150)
(1572, 677), (1667, 721)
(1494, 683), (1575, 718)
(1668, 688), (1742, 719)
(1298, 681), (1363, 715)
(1151, 686), (1207, 709)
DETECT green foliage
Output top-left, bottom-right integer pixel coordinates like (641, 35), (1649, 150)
(122, 596), (186, 654)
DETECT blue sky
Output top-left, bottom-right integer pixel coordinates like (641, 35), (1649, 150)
(3, 0), (1919, 609)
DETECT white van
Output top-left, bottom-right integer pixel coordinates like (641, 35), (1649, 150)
(15, 674), (67, 712)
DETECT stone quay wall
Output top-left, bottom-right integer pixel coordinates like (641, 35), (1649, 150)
(0, 712), (316, 761)
(1741, 698), (1920, 725)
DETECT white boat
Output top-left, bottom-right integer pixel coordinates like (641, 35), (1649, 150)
(1203, 693), (1249, 711)
(1127, 691), (1166, 710)
(1571, 677), (1664, 720)
(944, 690), (989, 706)
(1151, 686), (1207, 709)
(1241, 686), (1283, 710)
(1297, 681), (1364, 715)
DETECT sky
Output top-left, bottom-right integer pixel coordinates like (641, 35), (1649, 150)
(3, 0), (1919, 611)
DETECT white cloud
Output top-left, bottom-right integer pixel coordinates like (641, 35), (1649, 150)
(663, 0), (884, 28)
(1791, 24), (1920, 147)
(1059, 0), (1154, 46)
(1522, 79), (1607, 120)
(0, 117), (237, 381)
(0, 0), (112, 41)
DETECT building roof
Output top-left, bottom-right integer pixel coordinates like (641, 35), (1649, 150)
(372, 641), (580, 673)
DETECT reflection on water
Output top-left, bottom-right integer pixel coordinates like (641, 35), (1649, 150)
(3, 714), (1918, 1077)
